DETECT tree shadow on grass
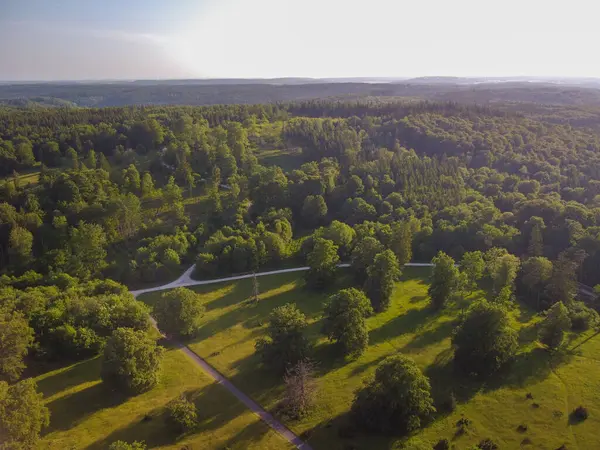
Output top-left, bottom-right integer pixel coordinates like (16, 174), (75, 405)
(400, 266), (431, 284)
(36, 357), (102, 401)
(425, 347), (483, 407)
(401, 318), (456, 352)
(306, 410), (421, 450)
(219, 416), (275, 450)
(518, 323), (540, 346)
(312, 341), (355, 377)
(203, 280), (252, 311)
(193, 277), (338, 354)
(568, 408), (589, 426)
(409, 294), (428, 304)
(191, 382), (255, 432)
(85, 404), (173, 450)
(369, 305), (432, 346)
(227, 352), (285, 410)
(348, 353), (393, 377)
(87, 381), (255, 450)
(491, 347), (572, 390)
(194, 278), (315, 344)
(44, 381), (126, 434)
(22, 357), (77, 380)
(516, 306), (539, 324)
(426, 345), (570, 413)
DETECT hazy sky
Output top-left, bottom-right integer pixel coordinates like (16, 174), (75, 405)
(1, 0), (599, 81)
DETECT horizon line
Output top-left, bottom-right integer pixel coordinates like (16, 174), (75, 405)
(2, 75), (600, 85)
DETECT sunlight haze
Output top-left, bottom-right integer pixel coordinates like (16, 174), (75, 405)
(1, 0), (598, 80)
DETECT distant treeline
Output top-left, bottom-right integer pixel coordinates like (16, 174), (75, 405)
(4, 81), (600, 108)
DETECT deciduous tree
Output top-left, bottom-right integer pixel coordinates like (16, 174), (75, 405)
(322, 288), (373, 356)
(69, 221), (108, 279)
(389, 221), (413, 266)
(520, 256), (553, 310)
(8, 226), (33, 267)
(452, 301), (517, 377)
(460, 251), (485, 292)
(428, 251), (460, 309)
(282, 359), (317, 419)
(527, 216), (545, 257)
(351, 355), (435, 434)
(154, 287), (205, 339)
(545, 252), (579, 305)
(101, 328), (163, 395)
(305, 238), (339, 289)
(301, 195), (327, 227)
(317, 220), (355, 258)
(364, 250), (401, 311)
(489, 253), (521, 295)
(0, 305), (34, 382)
(351, 236), (383, 283)
(0, 378), (50, 450)
(255, 304), (310, 373)
(166, 395), (198, 434)
(539, 302), (571, 349)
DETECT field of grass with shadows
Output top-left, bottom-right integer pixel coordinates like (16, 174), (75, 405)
(35, 342), (290, 450)
(141, 266), (600, 450)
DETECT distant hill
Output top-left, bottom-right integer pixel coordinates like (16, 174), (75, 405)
(3, 79), (600, 108)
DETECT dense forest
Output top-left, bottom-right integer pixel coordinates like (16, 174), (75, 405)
(2, 98), (600, 448)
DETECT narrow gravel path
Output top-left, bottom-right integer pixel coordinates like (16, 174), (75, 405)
(130, 262), (438, 297)
(132, 266), (326, 450)
(175, 342), (312, 450)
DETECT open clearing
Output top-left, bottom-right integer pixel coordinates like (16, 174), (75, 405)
(35, 342), (291, 450)
(140, 267), (600, 449)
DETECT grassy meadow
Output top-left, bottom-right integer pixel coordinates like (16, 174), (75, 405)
(35, 342), (291, 450)
(140, 267), (600, 450)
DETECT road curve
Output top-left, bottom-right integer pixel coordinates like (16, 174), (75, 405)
(130, 262), (436, 297)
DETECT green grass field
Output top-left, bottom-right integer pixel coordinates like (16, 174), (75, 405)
(1, 168), (41, 186)
(35, 342), (291, 450)
(257, 148), (304, 172)
(140, 268), (600, 450)
(17, 170), (41, 185)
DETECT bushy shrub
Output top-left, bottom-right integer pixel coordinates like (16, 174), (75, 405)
(477, 438), (499, 450)
(572, 406), (588, 421)
(46, 325), (104, 360)
(539, 302), (571, 349)
(455, 417), (472, 436)
(434, 438), (451, 450)
(166, 396), (197, 433)
(108, 441), (147, 450)
(568, 301), (599, 331)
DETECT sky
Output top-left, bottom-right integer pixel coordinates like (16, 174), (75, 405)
(1, 0), (599, 81)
